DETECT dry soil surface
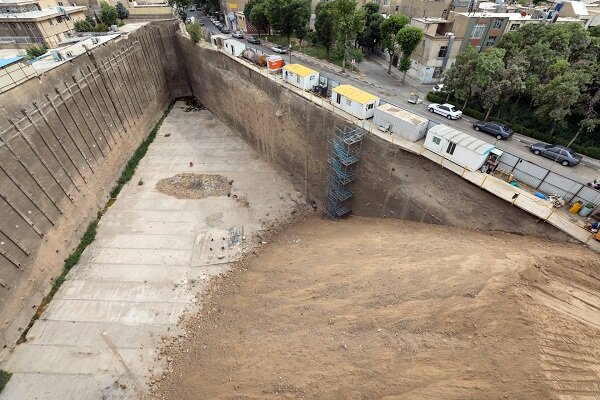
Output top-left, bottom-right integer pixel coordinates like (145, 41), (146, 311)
(150, 217), (600, 400)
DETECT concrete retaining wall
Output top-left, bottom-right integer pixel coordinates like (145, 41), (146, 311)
(0, 21), (189, 350)
(176, 37), (569, 240)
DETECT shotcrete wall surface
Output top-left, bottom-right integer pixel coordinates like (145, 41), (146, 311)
(0, 21), (189, 352)
(177, 37), (568, 240)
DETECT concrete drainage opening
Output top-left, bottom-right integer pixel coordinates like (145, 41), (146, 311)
(156, 173), (230, 199)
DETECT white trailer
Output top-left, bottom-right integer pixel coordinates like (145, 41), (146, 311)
(373, 103), (428, 142)
(331, 84), (380, 120)
(223, 39), (246, 57)
(424, 124), (501, 171)
(282, 63), (319, 90)
(210, 34), (229, 48)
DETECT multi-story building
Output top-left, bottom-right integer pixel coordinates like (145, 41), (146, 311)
(0, 0), (86, 48)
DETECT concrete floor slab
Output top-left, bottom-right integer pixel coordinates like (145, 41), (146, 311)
(0, 101), (300, 399)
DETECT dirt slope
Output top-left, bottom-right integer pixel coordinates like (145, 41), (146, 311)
(149, 217), (600, 400)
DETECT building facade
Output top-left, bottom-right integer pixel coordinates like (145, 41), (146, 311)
(0, 0), (86, 48)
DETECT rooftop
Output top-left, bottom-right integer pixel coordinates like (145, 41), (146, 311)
(453, 11), (531, 18)
(282, 63), (317, 77)
(429, 124), (495, 155)
(0, 5), (86, 20)
(377, 103), (428, 126)
(333, 84), (379, 105)
(0, 55), (23, 68)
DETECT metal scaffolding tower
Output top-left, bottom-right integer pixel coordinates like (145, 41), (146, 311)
(323, 124), (364, 219)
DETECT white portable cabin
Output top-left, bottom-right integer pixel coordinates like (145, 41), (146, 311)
(210, 34), (229, 48)
(424, 124), (501, 171)
(282, 63), (319, 90)
(331, 84), (380, 120)
(373, 103), (428, 142)
(223, 39), (246, 57)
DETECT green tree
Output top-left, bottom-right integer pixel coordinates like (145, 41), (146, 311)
(314, 2), (335, 59)
(115, 2), (129, 19)
(380, 15), (409, 74)
(357, 11), (383, 52)
(74, 19), (94, 32)
(590, 25), (600, 38)
(533, 72), (583, 134)
(168, 0), (193, 8)
(442, 45), (478, 108)
(362, 2), (379, 16)
(266, 0), (310, 44)
(396, 26), (423, 83)
(99, 1), (118, 26)
(186, 21), (201, 43)
(25, 45), (46, 59)
(331, 0), (365, 72)
(249, 3), (269, 37)
(244, 0), (263, 20)
(474, 48), (506, 119)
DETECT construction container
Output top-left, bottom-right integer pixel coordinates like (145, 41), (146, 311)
(331, 84), (380, 120)
(223, 39), (246, 57)
(424, 124), (501, 172)
(568, 200), (583, 214)
(282, 63), (319, 90)
(373, 103), (428, 142)
(267, 55), (284, 73)
(210, 34), (229, 48)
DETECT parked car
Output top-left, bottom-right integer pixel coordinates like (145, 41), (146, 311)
(431, 84), (444, 93)
(232, 30), (244, 39)
(427, 103), (462, 120)
(220, 26), (230, 33)
(247, 36), (261, 44)
(271, 45), (288, 54)
(530, 143), (582, 166)
(472, 121), (513, 140)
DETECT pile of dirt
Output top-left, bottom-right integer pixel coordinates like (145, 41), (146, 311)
(148, 217), (600, 400)
(156, 173), (230, 199)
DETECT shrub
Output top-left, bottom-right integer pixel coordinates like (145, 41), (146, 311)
(0, 370), (11, 393)
(99, 1), (118, 26)
(116, 1), (129, 19)
(426, 92), (444, 103)
(74, 19), (94, 32)
(95, 22), (109, 32)
(464, 107), (485, 121)
(25, 45), (46, 59)
(186, 22), (201, 44)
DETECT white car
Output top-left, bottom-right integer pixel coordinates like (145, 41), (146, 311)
(271, 45), (288, 54)
(431, 84), (444, 93)
(428, 103), (462, 120)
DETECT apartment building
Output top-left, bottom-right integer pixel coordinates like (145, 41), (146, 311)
(0, 0), (86, 48)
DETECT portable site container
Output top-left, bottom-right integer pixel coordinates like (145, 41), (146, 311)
(373, 103), (429, 142)
(210, 34), (229, 48)
(424, 124), (500, 171)
(223, 39), (246, 57)
(331, 84), (380, 120)
(281, 63), (319, 90)
(267, 55), (284, 73)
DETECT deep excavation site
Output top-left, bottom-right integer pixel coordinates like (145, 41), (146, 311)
(0, 20), (598, 400)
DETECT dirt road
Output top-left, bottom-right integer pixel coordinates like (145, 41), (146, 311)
(150, 217), (600, 400)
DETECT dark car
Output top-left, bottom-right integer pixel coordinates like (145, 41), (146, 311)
(247, 36), (261, 44)
(473, 121), (513, 140)
(529, 143), (583, 166)
(220, 26), (230, 34)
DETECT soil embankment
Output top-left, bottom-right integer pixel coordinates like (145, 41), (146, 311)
(151, 216), (600, 400)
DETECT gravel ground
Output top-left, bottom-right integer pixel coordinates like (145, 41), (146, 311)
(156, 173), (230, 199)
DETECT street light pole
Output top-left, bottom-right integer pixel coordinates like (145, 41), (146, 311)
(289, 43), (292, 63)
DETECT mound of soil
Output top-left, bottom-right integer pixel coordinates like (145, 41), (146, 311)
(156, 174), (229, 199)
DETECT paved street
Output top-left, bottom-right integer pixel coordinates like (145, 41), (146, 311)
(193, 8), (600, 184)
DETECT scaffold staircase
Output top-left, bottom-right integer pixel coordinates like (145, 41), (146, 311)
(323, 124), (364, 219)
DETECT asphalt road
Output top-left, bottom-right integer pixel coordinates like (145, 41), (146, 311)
(190, 8), (600, 184)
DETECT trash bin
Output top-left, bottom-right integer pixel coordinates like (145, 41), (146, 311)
(568, 200), (583, 214)
(578, 203), (595, 217)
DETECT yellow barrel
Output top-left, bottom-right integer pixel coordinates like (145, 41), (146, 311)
(595, 231), (600, 242)
(569, 201), (583, 214)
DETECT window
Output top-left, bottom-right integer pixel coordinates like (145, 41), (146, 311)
(296, 75), (300, 84)
(383, 0), (389, 5)
(493, 19), (504, 28)
(56, 16), (63, 23)
(437, 46), (448, 58)
(395, 5), (399, 11)
(367, 103), (374, 110)
(446, 142), (457, 155)
(49, 19), (54, 25)
(485, 36), (497, 46)
(432, 136), (441, 145)
(509, 23), (520, 31)
(471, 24), (485, 39)
(336, 93), (341, 104)
(57, 1), (63, 5)
(346, 99), (352, 106)
(432, 67), (442, 78)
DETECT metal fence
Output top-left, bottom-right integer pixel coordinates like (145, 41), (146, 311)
(498, 152), (600, 207)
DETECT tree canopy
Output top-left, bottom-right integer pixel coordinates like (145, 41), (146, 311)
(380, 15), (409, 74)
(396, 25), (423, 82)
(331, 0), (364, 71)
